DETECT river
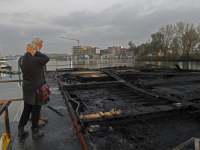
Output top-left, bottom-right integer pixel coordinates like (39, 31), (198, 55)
(1, 59), (200, 123)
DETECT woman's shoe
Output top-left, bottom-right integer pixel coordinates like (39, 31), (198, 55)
(39, 116), (48, 122)
(32, 128), (44, 139)
(18, 126), (28, 137)
(38, 120), (45, 126)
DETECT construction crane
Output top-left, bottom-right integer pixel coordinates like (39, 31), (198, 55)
(60, 37), (79, 46)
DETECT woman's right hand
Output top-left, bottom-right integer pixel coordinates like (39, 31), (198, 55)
(27, 47), (36, 56)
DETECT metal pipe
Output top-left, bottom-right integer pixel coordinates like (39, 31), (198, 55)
(55, 72), (91, 150)
(47, 106), (63, 116)
(49, 60), (62, 61)
(0, 101), (11, 116)
(0, 80), (23, 83)
(0, 99), (23, 105)
(56, 72), (97, 150)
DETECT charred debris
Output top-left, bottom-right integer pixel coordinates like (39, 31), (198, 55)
(56, 64), (200, 150)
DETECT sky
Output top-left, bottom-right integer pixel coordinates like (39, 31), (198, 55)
(0, 0), (200, 56)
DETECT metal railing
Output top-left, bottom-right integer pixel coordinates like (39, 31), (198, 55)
(0, 100), (13, 150)
(0, 59), (69, 150)
(0, 79), (23, 150)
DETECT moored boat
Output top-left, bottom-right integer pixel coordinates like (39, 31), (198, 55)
(0, 61), (12, 69)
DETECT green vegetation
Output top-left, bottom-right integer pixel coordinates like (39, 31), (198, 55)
(49, 55), (69, 60)
(128, 21), (200, 61)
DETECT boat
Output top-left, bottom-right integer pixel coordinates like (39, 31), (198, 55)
(0, 61), (12, 69)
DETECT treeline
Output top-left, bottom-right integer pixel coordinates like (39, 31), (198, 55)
(128, 21), (200, 60)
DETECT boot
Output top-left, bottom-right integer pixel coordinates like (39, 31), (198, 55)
(39, 116), (48, 122)
(32, 127), (44, 139)
(38, 120), (45, 126)
(18, 126), (28, 137)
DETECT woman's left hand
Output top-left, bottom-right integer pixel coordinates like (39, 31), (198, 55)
(27, 47), (36, 56)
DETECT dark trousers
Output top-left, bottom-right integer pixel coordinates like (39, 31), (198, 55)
(19, 102), (41, 129)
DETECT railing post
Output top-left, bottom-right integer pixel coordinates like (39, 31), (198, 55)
(4, 107), (11, 139)
(109, 55), (111, 67)
(133, 58), (134, 67)
(70, 57), (71, 69)
(96, 59), (97, 68)
(56, 60), (58, 69)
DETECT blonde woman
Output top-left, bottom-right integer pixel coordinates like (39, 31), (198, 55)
(18, 43), (50, 139)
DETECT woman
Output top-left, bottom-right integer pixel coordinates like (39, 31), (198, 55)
(18, 43), (50, 139)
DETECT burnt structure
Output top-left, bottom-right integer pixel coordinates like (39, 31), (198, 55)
(56, 65), (200, 150)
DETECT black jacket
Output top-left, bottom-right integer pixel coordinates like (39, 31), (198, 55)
(19, 51), (50, 105)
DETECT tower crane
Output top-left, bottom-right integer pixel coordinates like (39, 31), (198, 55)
(60, 37), (79, 46)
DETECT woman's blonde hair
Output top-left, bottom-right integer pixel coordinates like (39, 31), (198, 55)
(26, 43), (39, 51)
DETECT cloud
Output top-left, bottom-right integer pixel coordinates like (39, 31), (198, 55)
(0, 0), (200, 55)
(49, 4), (200, 48)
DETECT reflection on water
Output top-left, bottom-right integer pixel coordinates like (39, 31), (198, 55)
(0, 72), (13, 80)
(5, 59), (200, 71)
(70, 59), (200, 70)
(1, 59), (200, 100)
(0, 73), (6, 80)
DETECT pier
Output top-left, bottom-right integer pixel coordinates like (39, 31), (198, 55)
(0, 69), (21, 75)
(1, 65), (200, 149)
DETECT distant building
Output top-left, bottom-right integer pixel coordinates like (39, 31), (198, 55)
(116, 46), (121, 55)
(178, 48), (183, 55)
(147, 53), (153, 56)
(167, 50), (172, 54)
(91, 47), (100, 55)
(121, 48), (127, 56)
(85, 46), (92, 55)
(72, 45), (128, 58)
(158, 50), (164, 56)
(72, 45), (87, 55)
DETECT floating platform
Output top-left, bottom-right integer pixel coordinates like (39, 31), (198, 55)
(0, 69), (21, 74)
(56, 65), (200, 150)
(1, 65), (200, 150)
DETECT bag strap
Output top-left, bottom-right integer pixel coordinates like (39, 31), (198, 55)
(21, 57), (38, 90)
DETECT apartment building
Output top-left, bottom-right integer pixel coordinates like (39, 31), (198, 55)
(72, 45), (86, 55)
(91, 47), (100, 55)
(72, 45), (128, 56)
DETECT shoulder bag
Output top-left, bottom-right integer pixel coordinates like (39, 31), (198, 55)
(21, 57), (51, 100)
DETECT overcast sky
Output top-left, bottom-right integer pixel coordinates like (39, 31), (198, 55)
(0, 0), (200, 56)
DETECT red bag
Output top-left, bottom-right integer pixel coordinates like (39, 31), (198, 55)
(21, 57), (51, 100)
(37, 84), (51, 100)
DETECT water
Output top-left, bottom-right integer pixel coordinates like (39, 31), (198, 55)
(1, 59), (200, 123)
(0, 73), (22, 122)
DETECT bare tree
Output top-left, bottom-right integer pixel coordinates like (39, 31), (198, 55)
(159, 24), (175, 49)
(175, 22), (199, 58)
(171, 36), (180, 54)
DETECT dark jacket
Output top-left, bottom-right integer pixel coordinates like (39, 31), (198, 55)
(19, 51), (50, 105)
